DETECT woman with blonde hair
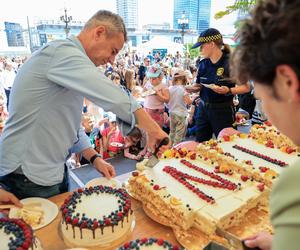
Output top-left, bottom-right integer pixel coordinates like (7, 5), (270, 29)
(124, 69), (136, 91)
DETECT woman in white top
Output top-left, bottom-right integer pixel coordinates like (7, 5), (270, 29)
(168, 70), (193, 146)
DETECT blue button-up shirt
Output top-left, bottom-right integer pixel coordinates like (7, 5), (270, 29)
(0, 36), (141, 186)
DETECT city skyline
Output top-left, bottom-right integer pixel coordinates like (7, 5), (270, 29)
(0, 0), (237, 35)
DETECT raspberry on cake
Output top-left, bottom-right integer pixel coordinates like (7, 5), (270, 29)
(60, 185), (134, 248)
(0, 218), (42, 250)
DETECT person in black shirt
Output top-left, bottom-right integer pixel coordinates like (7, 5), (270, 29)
(187, 28), (250, 142)
(138, 58), (150, 85)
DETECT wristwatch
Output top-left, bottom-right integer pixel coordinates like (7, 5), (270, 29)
(90, 153), (102, 164)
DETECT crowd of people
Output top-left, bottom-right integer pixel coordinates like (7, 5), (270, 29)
(0, 31), (269, 166)
(1, 0), (299, 248)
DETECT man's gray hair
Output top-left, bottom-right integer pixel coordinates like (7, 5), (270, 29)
(84, 10), (127, 41)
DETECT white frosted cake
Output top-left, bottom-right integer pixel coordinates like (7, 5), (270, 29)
(60, 186), (134, 247)
(129, 155), (269, 236)
(0, 218), (43, 250)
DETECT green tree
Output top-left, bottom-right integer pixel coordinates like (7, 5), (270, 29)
(186, 43), (200, 59)
(214, 0), (257, 20)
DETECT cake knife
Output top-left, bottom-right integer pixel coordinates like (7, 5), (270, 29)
(215, 227), (261, 250)
(145, 137), (169, 168)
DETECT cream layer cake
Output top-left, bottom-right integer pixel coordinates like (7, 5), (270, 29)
(60, 185), (134, 247)
(196, 134), (299, 187)
(118, 238), (183, 250)
(250, 122), (300, 153)
(129, 157), (268, 236)
(0, 218), (43, 250)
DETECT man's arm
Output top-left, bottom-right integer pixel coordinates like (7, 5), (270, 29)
(81, 147), (116, 179)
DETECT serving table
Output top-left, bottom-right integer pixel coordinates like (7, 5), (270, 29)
(35, 173), (181, 250)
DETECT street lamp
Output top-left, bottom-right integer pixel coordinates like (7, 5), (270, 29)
(60, 8), (72, 38)
(178, 11), (189, 44)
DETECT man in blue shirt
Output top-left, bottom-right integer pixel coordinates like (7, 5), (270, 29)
(0, 10), (169, 199)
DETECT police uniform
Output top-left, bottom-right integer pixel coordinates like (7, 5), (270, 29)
(192, 28), (235, 142)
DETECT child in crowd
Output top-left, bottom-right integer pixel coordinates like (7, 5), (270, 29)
(251, 99), (268, 125)
(123, 127), (147, 161)
(110, 71), (122, 86)
(168, 70), (193, 146)
(143, 64), (170, 128)
(186, 95), (201, 137)
(75, 113), (103, 166)
(101, 116), (124, 159)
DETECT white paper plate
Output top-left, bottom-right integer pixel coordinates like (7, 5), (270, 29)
(141, 89), (156, 97)
(110, 142), (124, 148)
(85, 177), (122, 188)
(201, 83), (219, 89)
(9, 197), (58, 230)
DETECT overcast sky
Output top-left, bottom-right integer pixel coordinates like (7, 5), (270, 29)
(0, 0), (237, 34)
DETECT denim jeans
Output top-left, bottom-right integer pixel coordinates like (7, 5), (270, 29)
(0, 165), (69, 199)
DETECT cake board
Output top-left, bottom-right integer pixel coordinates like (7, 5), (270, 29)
(143, 202), (211, 250)
(227, 208), (273, 238)
(142, 201), (272, 250)
(33, 237), (43, 250)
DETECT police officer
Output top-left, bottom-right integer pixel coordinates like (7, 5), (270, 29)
(188, 28), (250, 142)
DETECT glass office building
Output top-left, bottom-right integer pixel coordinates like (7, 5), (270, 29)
(4, 22), (25, 47)
(116, 0), (138, 29)
(173, 0), (211, 33)
(197, 0), (211, 33)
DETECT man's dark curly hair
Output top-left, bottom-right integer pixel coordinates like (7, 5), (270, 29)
(231, 0), (300, 86)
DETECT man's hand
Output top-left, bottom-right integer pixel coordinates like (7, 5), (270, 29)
(147, 131), (170, 156)
(212, 85), (230, 95)
(243, 231), (273, 250)
(0, 189), (23, 208)
(93, 158), (116, 179)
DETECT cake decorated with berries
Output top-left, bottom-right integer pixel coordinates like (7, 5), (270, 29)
(129, 154), (269, 236)
(0, 218), (43, 250)
(60, 185), (134, 248)
(118, 238), (183, 250)
(197, 133), (299, 187)
(250, 121), (300, 154)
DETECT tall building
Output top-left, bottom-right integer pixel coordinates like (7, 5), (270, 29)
(116, 0), (138, 29)
(4, 22), (25, 47)
(197, 0), (211, 33)
(173, 0), (211, 33)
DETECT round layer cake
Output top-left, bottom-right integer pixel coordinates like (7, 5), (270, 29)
(60, 185), (134, 247)
(118, 238), (184, 250)
(0, 218), (43, 250)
